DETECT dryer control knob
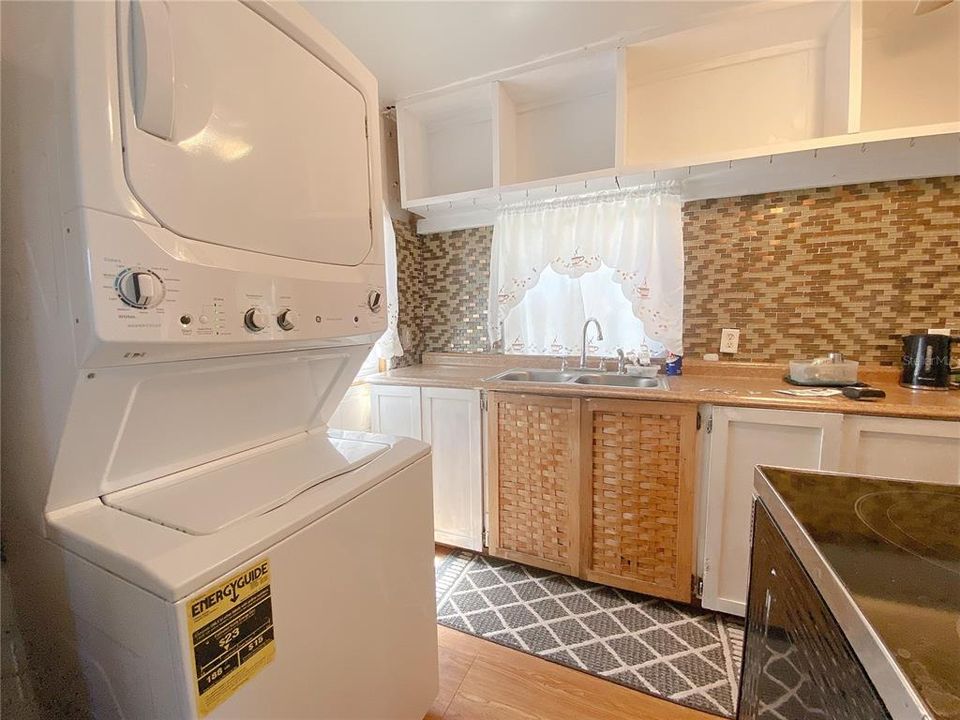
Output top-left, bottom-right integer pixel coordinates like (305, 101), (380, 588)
(277, 309), (299, 331)
(116, 269), (165, 309)
(244, 307), (267, 332)
(368, 290), (383, 313)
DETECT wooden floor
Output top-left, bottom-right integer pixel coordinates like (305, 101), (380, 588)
(428, 545), (716, 720)
(427, 626), (716, 720)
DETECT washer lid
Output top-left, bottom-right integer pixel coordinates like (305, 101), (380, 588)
(103, 432), (388, 535)
(118, 1), (373, 266)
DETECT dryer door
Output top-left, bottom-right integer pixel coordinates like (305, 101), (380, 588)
(117, 1), (373, 266)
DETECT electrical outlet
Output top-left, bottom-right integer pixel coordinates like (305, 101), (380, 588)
(719, 328), (740, 354)
(928, 328), (953, 336)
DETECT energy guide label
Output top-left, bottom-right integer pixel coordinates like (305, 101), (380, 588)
(186, 558), (275, 716)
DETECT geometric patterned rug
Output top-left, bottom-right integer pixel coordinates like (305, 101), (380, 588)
(436, 552), (744, 718)
(434, 547), (475, 601)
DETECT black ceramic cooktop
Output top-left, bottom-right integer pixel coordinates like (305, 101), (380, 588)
(759, 467), (960, 720)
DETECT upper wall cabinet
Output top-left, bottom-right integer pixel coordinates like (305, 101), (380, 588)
(496, 52), (618, 186)
(624, 1), (859, 166)
(397, 84), (494, 203)
(860, 0), (960, 132)
(395, 0), (960, 231)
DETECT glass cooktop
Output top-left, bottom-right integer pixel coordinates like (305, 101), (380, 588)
(758, 467), (960, 720)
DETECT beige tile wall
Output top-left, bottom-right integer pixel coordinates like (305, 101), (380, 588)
(393, 176), (960, 366)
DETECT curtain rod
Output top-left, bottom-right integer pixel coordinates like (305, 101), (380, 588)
(498, 181), (683, 213)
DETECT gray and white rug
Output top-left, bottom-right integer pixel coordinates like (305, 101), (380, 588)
(434, 548), (474, 601)
(436, 552), (744, 718)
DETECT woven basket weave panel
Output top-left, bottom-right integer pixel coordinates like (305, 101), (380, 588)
(590, 410), (681, 588)
(496, 400), (573, 564)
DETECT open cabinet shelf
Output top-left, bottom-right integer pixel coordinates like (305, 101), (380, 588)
(397, 84), (494, 203)
(496, 51), (618, 185)
(624, 1), (859, 166)
(410, 124), (959, 233)
(860, 0), (960, 132)
(396, 0), (959, 231)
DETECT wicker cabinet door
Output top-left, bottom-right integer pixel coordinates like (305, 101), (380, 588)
(581, 399), (697, 602)
(487, 392), (581, 575)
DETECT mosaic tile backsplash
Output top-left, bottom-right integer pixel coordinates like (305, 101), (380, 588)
(683, 177), (959, 364)
(394, 177), (960, 366)
(420, 227), (493, 355)
(393, 218), (424, 366)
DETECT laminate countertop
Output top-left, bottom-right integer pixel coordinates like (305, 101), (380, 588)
(367, 354), (960, 421)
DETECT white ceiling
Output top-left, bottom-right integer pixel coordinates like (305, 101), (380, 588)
(303, 1), (757, 104)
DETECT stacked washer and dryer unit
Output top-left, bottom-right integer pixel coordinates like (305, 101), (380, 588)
(2, 2), (438, 718)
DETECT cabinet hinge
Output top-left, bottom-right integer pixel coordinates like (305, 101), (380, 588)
(706, 416), (713, 434)
(696, 412), (701, 430)
(693, 576), (704, 599)
(480, 391), (488, 412)
(482, 528), (489, 547)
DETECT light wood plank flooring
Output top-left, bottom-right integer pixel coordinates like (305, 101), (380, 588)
(427, 626), (717, 720)
(430, 547), (717, 720)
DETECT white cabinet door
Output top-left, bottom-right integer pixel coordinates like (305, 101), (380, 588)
(329, 384), (373, 432)
(701, 406), (843, 616)
(421, 388), (483, 551)
(841, 416), (960, 485)
(369, 385), (421, 440)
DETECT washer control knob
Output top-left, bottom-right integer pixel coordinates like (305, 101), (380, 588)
(116, 269), (165, 308)
(367, 290), (383, 313)
(244, 307), (267, 332)
(277, 308), (299, 331)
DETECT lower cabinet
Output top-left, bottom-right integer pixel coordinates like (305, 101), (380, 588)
(580, 399), (698, 603)
(486, 392), (698, 602)
(840, 415), (960, 485)
(486, 393), (582, 576)
(370, 384), (483, 550)
(373, 381), (960, 609)
(700, 406), (960, 617)
(369, 384), (422, 439)
(700, 406), (843, 616)
(421, 387), (484, 550)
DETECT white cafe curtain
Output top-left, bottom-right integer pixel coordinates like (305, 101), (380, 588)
(372, 204), (403, 361)
(487, 185), (684, 356)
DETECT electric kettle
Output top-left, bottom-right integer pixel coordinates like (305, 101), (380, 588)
(900, 334), (960, 390)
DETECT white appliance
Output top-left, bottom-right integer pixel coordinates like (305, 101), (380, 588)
(1, 2), (438, 718)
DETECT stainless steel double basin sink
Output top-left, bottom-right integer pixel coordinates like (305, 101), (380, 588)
(487, 368), (669, 390)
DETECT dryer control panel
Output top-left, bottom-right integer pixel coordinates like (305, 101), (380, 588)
(72, 211), (386, 366)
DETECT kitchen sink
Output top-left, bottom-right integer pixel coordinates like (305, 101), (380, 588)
(572, 374), (668, 389)
(493, 369), (579, 383)
(488, 368), (668, 390)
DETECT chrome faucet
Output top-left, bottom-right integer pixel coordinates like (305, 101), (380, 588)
(579, 318), (604, 369)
